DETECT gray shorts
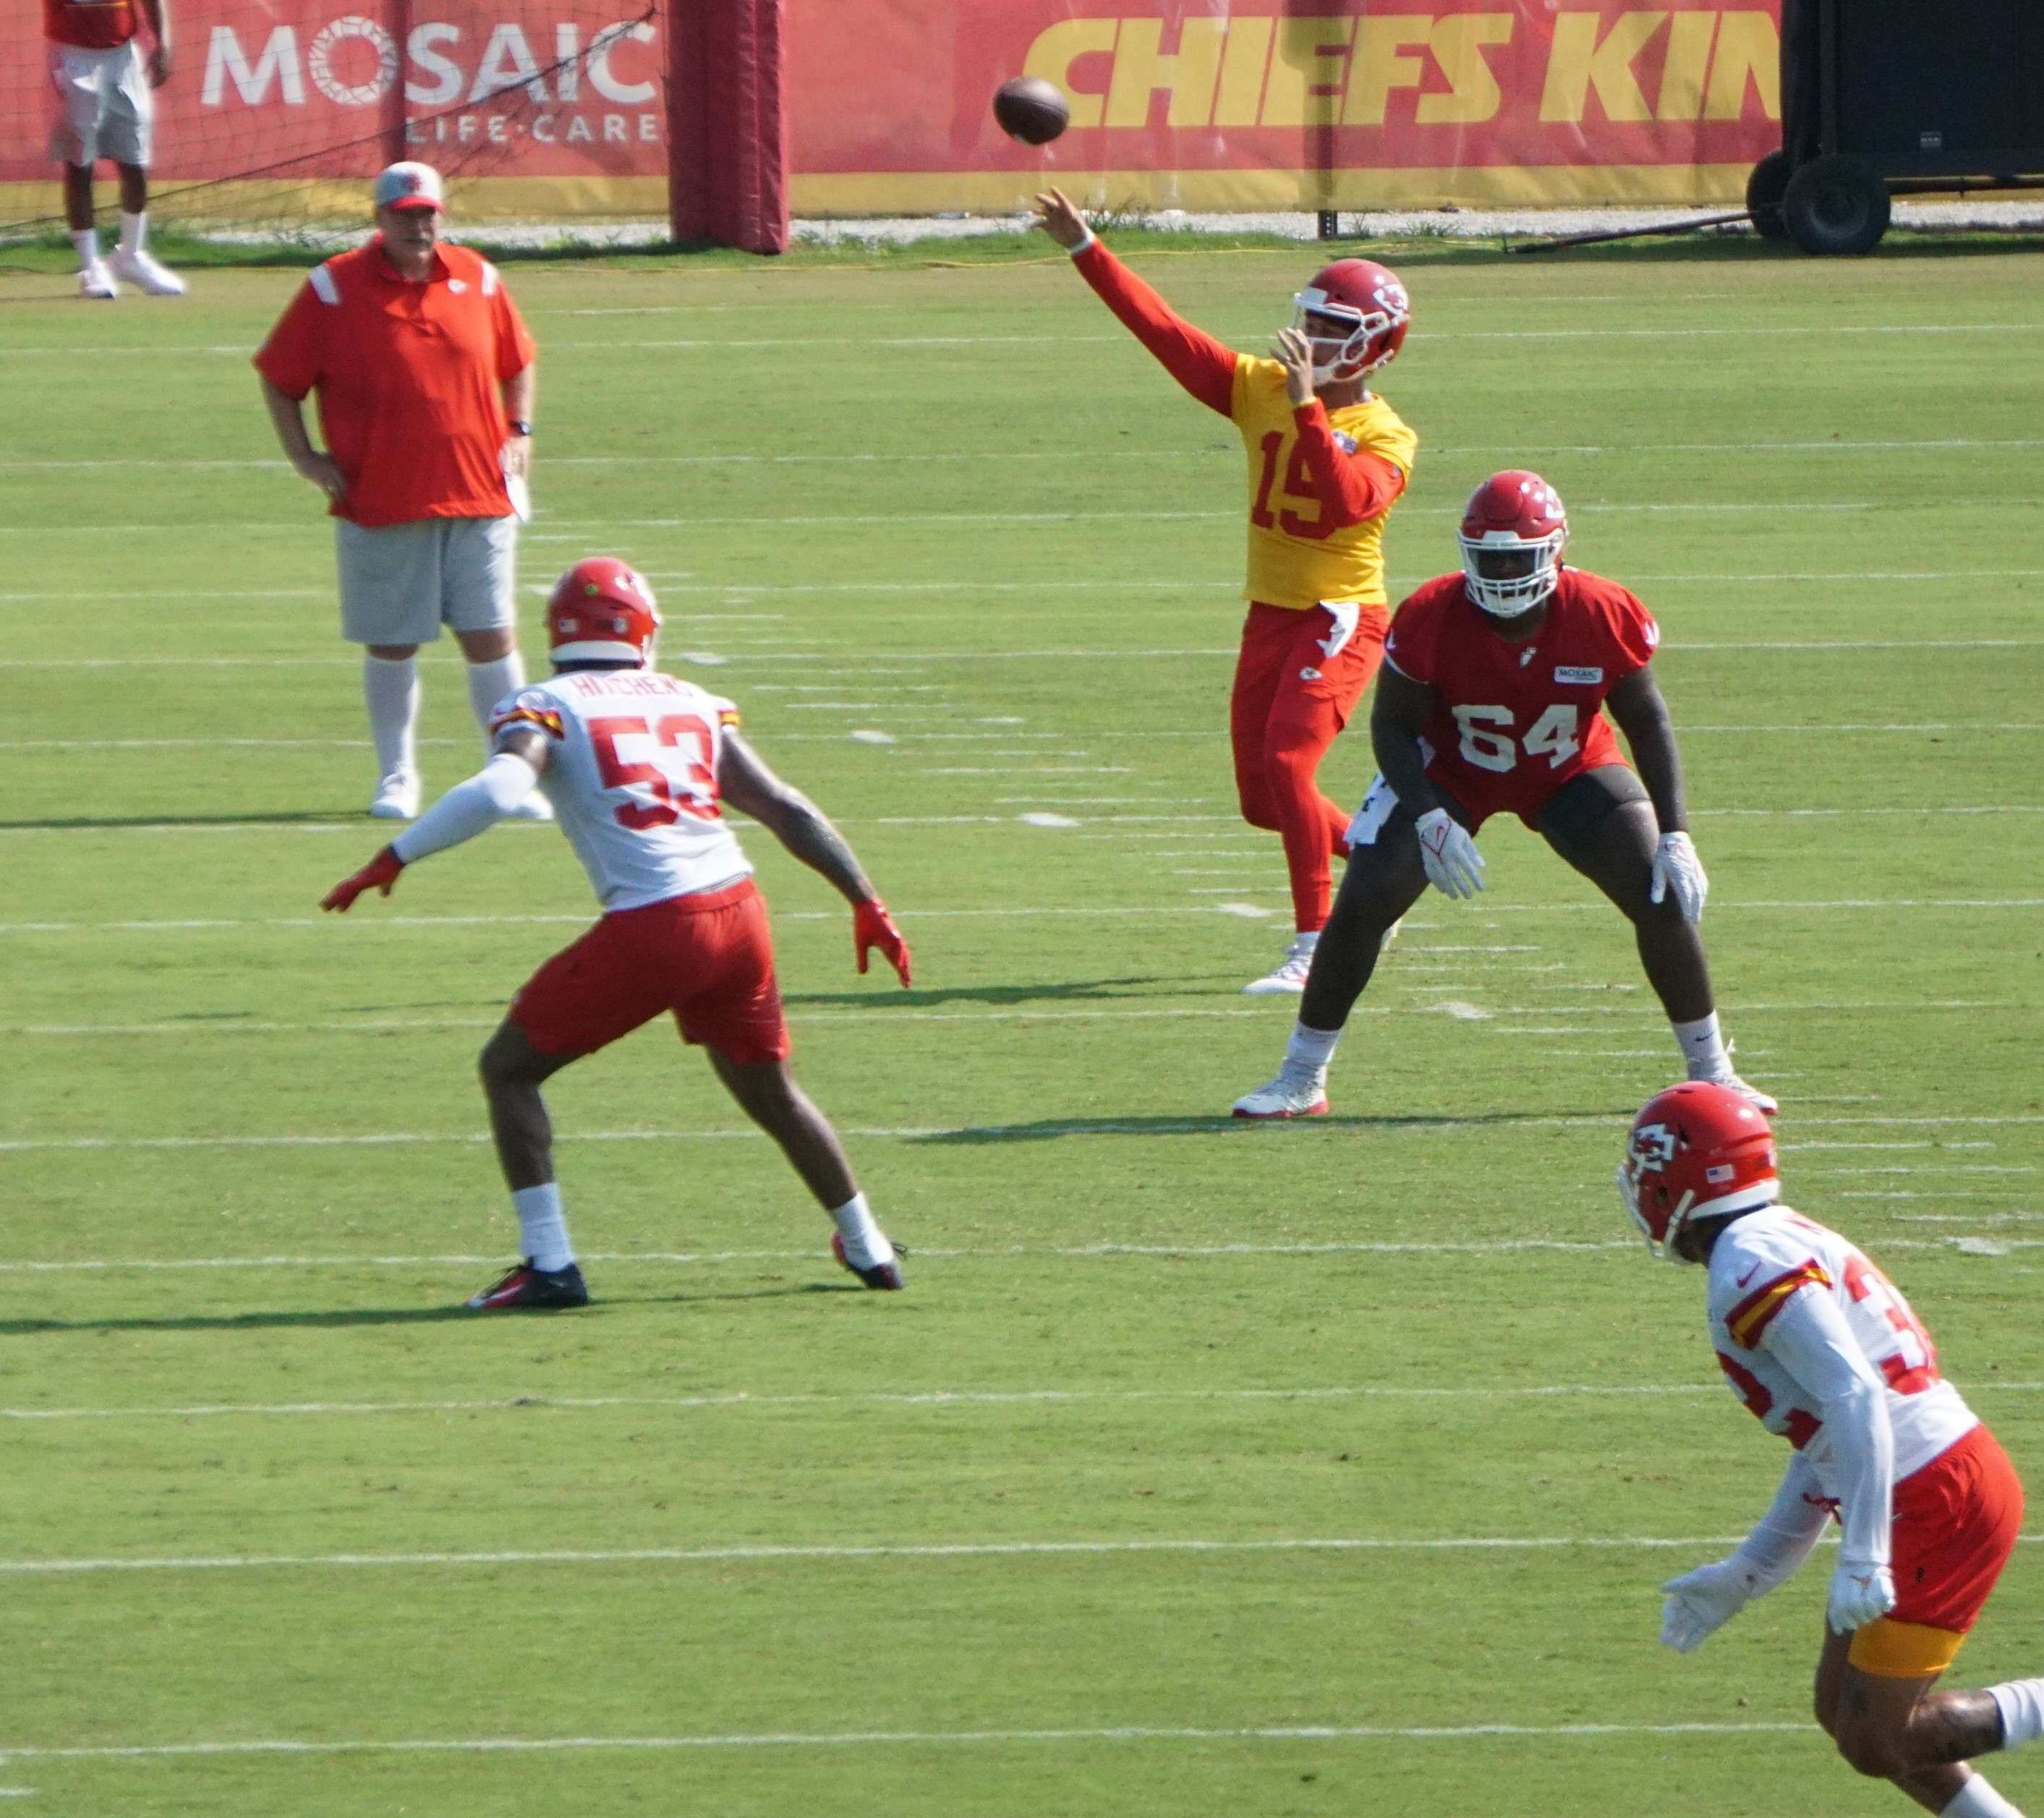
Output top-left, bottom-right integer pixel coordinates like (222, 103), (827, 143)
(48, 42), (153, 168)
(336, 516), (518, 646)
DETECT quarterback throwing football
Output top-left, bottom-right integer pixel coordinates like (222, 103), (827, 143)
(1622, 1083), (2041, 1818)
(1233, 470), (1771, 1119)
(1034, 187), (1417, 994)
(323, 558), (914, 1309)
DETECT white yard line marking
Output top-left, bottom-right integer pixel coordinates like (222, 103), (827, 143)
(0, 1532), (1856, 1579)
(0, 1718), (1824, 1764)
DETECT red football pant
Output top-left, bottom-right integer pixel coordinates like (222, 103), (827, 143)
(508, 880), (791, 1065)
(1230, 601), (1389, 932)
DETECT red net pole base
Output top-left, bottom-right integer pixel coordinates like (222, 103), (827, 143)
(666, 0), (788, 255)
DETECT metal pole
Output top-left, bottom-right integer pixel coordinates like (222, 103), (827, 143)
(1316, 209), (1341, 239)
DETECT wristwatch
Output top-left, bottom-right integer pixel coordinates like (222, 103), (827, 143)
(508, 419), (534, 436)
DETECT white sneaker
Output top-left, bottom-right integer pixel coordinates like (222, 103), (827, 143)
(1716, 1073), (1779, 1117)
(1243, 936), (1316, 996)
(110, 248), (185, 296)
(78, 258), (117, 300)
(369, 772), (420, 820)
(1231, 1067), (1330, 1119)
(503, 792), (554, 821)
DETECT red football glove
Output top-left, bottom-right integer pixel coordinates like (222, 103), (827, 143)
(853, 897), (911, 987)
(321, 845), (405, 913)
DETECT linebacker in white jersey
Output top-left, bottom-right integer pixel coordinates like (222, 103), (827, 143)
(323, 558), (914, 1310)
(1621, 1082), (2043, 1818)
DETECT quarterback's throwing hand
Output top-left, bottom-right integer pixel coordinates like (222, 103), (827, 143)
(1415, 808), (1485, 899)
(321, 846), (404, 912)
(1650, 830), (1708, 923)
(1827, 1558), (1897, 1635)
(1658, 1558), (1760, 1653)
(853, 898), (912, 987)
(1031, 188), (1089, 251)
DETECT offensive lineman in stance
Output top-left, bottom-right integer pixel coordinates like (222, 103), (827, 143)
(1233, 471), (1772, 1119)
(323, 558), (914, 1308)
(1033, 187), (1417, 994)
(1622, 1082), (2042, 1818)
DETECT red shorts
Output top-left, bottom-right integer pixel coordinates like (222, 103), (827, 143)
(1849, 1422), (2024, 1677)
(509, 879), (791, 1066)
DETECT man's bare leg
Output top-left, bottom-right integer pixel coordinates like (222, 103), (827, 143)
(1815, 1628), (2019, 1814)
(62, 161), (95, 233)
(709, 1050), (900, 1287)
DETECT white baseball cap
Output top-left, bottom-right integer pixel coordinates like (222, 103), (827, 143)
(372, 161), (444, 213)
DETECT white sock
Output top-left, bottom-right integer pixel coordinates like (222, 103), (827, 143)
(118, 210), (145, 255)
(1674, 1011), (1732, 1080)
(72, 227), (100, 267)
(1989, 1678), (2044, 1751)
(1290, 929), (1321, 954)
(830, 1192), (893, 1267)
(1942, 1775), (2026, 1818)
(465, 652), (526, 744)
(511, 1182), (574, 1272)
(1285, 1020), (1341, 1076)
(362, 654), (420, 782)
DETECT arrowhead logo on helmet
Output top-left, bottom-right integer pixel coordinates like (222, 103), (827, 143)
(548, 557), (661, 664)
(1618, 1082), (1781, 1263)
(1458, 469), (1570, 620)
(1290, 258), (1410, 385)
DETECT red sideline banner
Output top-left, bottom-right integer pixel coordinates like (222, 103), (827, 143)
(2, 4), (668, 200)
(786, 1), (1784, 213)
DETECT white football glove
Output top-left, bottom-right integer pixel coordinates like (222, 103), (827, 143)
(1649, 830), (1708, 923)
(1415, 808), (1485, 900)
(1827, 1558), (1897, 1635)
(1658, 1558), (1765, 1653)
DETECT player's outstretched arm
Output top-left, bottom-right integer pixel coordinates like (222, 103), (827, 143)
(1658, 1453), (1831, 1652)
(718, 733), (911, 986)
(1608, 665), (1708, 921)
(1759, 1288), (1900, 1633)
(320, 732), (549, 911)
(1032, 188), (1237, 416)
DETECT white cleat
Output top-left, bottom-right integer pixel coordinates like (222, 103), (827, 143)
(110, 248), (185, 296)
(1718, 1073), (1779, 1118)
(503, 792), (554, 821)
(1243, 937), (1316, 996)
(78, 258), (118, 300)
(368, 771), (420, 820)
(1231, 1067), (1330, 1120)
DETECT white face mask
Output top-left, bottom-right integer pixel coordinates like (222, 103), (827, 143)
(1457, 530), (1567, 618)
(1289, 287), (1401, 384)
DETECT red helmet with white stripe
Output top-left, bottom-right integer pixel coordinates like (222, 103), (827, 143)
(1619, 1082), (1781, 1264)
(1458, 469), (1569, 619)
(1291, 259), (1410, 383)
(548, 558), (660, 665)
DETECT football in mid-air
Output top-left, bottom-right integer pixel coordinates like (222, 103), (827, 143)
(993, 77), (1070, 146)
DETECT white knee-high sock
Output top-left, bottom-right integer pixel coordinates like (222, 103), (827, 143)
(1942, 1775), (2026, 1818)
(1285, 1020), (1341, 1077)
(465, 652), (526, 745)
(72, 227), (101, 268)
(511, 1182), (574, 1272)
(362, 654), (420, 782)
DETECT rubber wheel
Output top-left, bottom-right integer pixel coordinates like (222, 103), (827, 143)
(1782, 155), (1891, 255)
(1745, 150), (1794, 240)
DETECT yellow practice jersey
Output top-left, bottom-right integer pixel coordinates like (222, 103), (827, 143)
(1230, 357), (1418, 610)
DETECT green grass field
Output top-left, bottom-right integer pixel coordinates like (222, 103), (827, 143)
(1, 228), (2041, 1817)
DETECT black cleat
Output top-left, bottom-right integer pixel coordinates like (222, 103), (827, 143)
(832, 1231), (906, 1291)
(464, 1258), (589, 1311)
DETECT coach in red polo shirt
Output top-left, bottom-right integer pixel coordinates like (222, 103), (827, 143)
(255, 161), (547, 822)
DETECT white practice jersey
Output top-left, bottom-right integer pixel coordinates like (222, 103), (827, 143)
(1708, 1204), (1976, 1495)
(490, 668), (751, 913)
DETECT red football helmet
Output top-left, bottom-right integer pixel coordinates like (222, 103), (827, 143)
(1291, 259), (1410, 383)
(1619, 1082), (1781, 1264)
(1458, 469), (1568, 619)
(548, 558), (660, 665)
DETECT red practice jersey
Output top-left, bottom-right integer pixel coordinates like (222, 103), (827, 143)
(1383, 567), (1659, 828)
(45, 0), (136, 47)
